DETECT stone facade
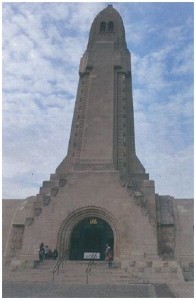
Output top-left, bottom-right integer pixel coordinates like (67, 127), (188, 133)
(3, 5), (193, 281)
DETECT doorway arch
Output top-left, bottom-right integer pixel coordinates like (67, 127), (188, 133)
(70, 217), (113, 260)
(57, 206), (120, 260)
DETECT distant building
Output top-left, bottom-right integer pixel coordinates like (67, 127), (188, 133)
(3, 5), (193, 282)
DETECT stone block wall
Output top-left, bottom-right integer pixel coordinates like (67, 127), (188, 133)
(173, 198), (194, 279)
(3, 171), (158, 264)
(2, 200), (23, 256)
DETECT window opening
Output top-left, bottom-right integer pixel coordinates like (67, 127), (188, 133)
(100, 22), (106, 32)
(108, 21), (114, 32)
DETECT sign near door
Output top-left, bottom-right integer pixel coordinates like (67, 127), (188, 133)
(84, 252), (100, 259)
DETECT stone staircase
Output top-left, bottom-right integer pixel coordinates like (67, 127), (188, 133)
(3, 259), (185, 285)
(127, 260), (184, 283)
(54, 261), (134, 285)
(3, 261), (55, 284)
(3, 260), (134, 285)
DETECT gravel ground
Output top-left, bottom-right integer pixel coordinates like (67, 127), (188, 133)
(2, 281), (176, 298)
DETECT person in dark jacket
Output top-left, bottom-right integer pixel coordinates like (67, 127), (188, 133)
(39, 242), (45, 263)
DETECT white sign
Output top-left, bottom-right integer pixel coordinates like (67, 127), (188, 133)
(84, 252), (100, 259)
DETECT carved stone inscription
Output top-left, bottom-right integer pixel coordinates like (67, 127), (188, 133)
(72, 73), (89, 162)
(117, 72), (127, 174)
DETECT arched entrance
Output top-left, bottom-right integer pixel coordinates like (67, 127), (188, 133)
(70, 217), (113, 260)
(57, 206), (120, 261)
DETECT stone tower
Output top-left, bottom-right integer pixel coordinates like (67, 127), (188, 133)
(4, 5), (159, 265)
(57, 5), (146, 182)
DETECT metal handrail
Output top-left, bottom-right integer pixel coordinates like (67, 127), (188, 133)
(86, 253), (97, 284)
(52, 249), (68, 282)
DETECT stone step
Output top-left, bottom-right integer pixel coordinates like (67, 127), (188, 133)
(42, 181), (53, 188)
(39, 181), (60, 195)
(42, 180), (60, 188)
(3, 260), (130, 285)
(5, 273), (131, 286)
(50, 173), (57, 180)
(58, 173), (68, 180)
(3, 260), (185, 285)
(39, 187), (51, 195)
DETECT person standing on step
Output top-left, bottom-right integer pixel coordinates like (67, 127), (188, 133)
(39, 242), (45, 263)
(108, 248), (113, 268)
(53, 249), (58, 260)
(44, 245), (49, 259)
(105, 244), (111, 261)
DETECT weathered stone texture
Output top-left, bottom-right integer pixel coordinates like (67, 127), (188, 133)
(173, 199), (194, 264)
(2, 200), (23, 255)
(12, 171), (157, 263)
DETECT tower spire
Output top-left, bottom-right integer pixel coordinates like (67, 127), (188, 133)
(56, 6), (147, 181)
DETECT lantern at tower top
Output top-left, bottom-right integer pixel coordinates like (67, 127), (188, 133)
(87, 5), (127, 50)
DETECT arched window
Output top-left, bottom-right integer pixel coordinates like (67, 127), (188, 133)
(100, 22), (106, 32)
(108, 21), (114, 32)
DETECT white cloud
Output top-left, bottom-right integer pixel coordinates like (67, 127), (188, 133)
(2, 3), (193, 199)
(171, 44), (193, 75)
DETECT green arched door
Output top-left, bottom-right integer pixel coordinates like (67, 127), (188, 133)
(69, 217), (114, 260)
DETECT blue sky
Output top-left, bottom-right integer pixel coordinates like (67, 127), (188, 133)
(2, 2), (194, 199)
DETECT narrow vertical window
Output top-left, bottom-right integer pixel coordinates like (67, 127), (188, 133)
(108, 21), (114, 32)
(100, 22), (106, 32)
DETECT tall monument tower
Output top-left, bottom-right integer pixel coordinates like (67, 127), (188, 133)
(5, 5), (159, 265)
(57, 5), (146, 181)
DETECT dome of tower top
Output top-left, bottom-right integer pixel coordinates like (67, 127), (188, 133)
(87, 5), (127, 50)
(98, 4), (121, 18)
